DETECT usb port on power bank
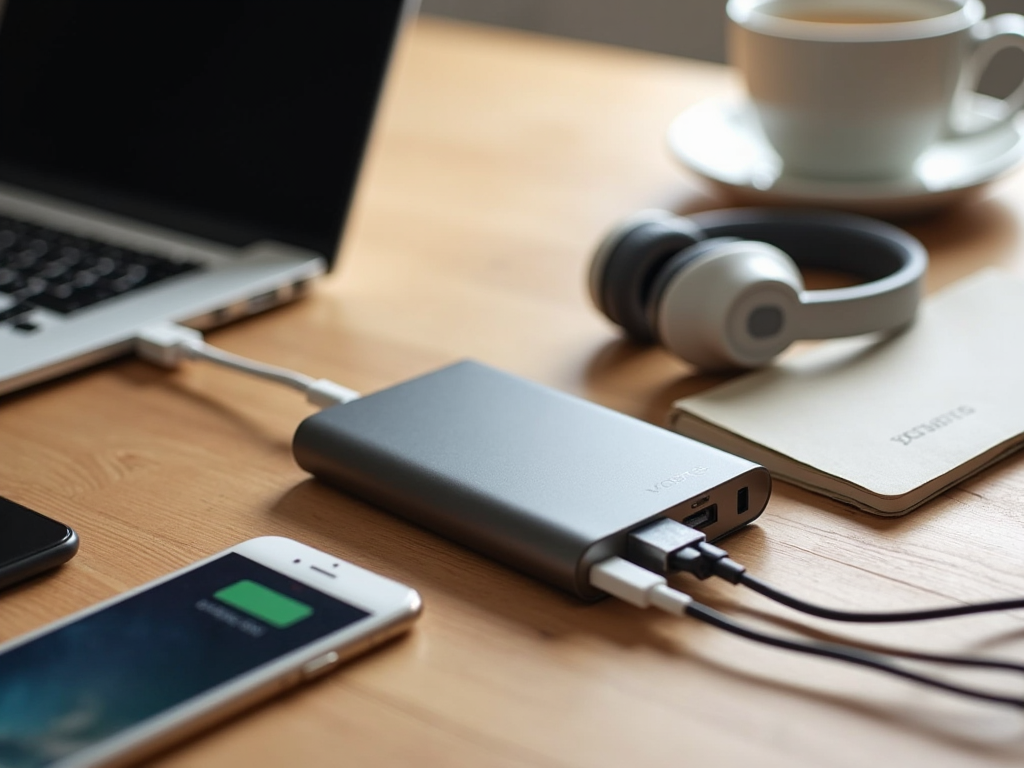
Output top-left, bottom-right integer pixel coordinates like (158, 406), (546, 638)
(738, 487), (749, 514)
(683, 504), (718, 530)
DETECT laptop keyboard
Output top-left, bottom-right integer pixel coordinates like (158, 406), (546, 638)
(0, 215), (202, 329)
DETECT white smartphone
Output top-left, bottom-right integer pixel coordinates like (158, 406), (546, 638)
(0, 536), (422, 768)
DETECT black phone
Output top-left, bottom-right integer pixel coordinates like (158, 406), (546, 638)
(0, 495), (79, 591)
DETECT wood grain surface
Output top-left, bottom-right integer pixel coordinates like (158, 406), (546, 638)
(3, 16), (1024, 768)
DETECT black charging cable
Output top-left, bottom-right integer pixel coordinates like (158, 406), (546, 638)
(687, 602), (1024, 708)
(612, 518), (1024, 706)
(677, 539), (1024, 622)
(591, 556), (1024, 708)
(627, 517), (1024, 624)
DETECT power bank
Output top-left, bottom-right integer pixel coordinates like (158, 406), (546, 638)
(293, 360), (770, 599)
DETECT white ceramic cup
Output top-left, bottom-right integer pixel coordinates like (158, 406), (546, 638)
(726, 0), (1024, 180)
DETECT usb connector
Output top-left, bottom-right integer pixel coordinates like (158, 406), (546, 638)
(588, 556), (692, 616)
(626, 517), (705, 575)
(625, 517), (746, 582)
(134, 322), (204, 368)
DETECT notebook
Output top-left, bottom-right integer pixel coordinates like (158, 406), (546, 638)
(669, 269), (1024, 516)
(0, 0), (414, 396)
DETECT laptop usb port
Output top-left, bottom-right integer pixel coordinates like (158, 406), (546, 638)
(682, 504), (718, 530)
(248, 291), (280, 312)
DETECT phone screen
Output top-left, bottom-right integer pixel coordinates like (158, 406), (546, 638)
(0, 552), (370, 767)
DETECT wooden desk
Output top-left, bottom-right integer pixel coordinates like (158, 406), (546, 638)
(5, 16), (1024, 767)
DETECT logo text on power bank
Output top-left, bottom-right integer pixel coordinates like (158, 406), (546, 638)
(646, 466), (709, 493)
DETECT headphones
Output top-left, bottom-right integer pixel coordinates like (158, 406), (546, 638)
(588, 208), (928, 369)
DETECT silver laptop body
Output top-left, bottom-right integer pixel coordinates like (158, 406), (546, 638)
(0, 0), (415, 396)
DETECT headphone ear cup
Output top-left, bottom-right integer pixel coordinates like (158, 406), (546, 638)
(649, 239), (805, 369)
(644, 237), (742, 337)
(589, 211), (705, 342)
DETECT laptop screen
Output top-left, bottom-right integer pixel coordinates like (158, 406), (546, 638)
(0, 0), (407, 261)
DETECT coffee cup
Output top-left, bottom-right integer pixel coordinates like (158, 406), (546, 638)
(726, 0), (1024, 181)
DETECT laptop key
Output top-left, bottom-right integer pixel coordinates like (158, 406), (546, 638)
(0, 268), (27, 293)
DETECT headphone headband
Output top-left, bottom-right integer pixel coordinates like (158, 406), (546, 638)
(688, 208), (927, 339)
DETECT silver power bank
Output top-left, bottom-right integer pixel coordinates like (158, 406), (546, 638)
(293, 360), (770, 599)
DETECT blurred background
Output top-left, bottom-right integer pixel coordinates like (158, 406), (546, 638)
(420, 0), (1023, 96)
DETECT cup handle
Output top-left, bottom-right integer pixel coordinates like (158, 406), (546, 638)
(950, 13), (1024, 137)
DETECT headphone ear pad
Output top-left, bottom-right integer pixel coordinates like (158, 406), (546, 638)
(644, 237), (742, 337)
(648, 239), (805, 369)
(590, 213), (704, 342)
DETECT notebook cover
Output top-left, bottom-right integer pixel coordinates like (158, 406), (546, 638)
(669, 269), (1024, 516)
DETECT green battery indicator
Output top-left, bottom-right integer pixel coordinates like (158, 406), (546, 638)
(214, 580), (314, 629)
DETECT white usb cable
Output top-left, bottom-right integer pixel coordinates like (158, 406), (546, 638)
(134, 322), (360, 408)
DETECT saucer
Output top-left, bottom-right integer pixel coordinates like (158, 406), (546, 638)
(666, 95), (1024, 216)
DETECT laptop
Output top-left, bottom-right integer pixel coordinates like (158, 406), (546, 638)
(0, 0), (414, 396)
